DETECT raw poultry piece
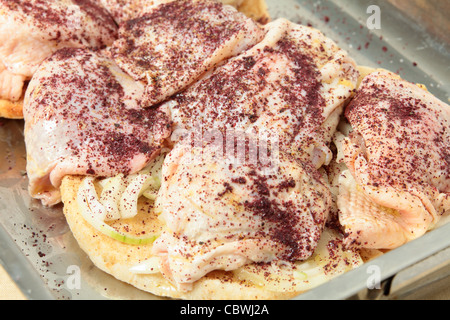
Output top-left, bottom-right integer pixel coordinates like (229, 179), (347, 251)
(96, 0), (269, 25)
(111, 0), (265, 107)
(24, 48), (171, 207)
(168, 18), (359, 169)
(337, 70), (450, 249)
(0, 0), (118, 117)
(152, 137), (333, 291)
(95, 0), (170, 24)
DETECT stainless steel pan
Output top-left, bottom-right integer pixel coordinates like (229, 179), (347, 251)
(0, 0), (448, 300)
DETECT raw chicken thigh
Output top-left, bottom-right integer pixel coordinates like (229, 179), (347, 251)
(337, 70), (450, 249)
(152, 137), (332, 291)
(24, 48), (171, 206)
(111, 0), (265, 107)
(0, 0), (117, 103)
(168, 18), (359, 169)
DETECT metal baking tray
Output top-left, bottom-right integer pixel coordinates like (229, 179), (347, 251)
(0, 0), (449, 300)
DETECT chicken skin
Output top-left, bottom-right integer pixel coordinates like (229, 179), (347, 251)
(111, 0), (265, 107)
(337, 70), (450, 249)
(24, 48), (171, 206)
(168, 18), (359, 169)
(152, 137), (332, 291)
(0, 0), (117, 104)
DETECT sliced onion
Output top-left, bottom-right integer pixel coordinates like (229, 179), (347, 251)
(77, 177), (159, 245)
(142, 189), (158, 201)
(137, 152), (166, 187)
(129, 257), (161, 274)
(233, 229), (363, 293)
(99, 174), (126, 221)
(79, 177), (108, 221)
(119, 174), (157, 219)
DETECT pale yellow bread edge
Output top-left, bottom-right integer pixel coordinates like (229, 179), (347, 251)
(0, 98), (23, 119)
(237, 0), (270, 24)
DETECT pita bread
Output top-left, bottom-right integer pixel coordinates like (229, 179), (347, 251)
(235, 0), (270, 24)
(0, 97), (24, 119)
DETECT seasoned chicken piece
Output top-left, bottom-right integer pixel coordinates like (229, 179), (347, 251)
(0, 61), (26, 102)
(152, 137), (332, 291)
(95, 0), (171, 24)
(337, 70), (450, 249)
(97, 0), (269, 25)
(0, 0), (117, 105)
(111, 0), (265, 107)
(24, 48), (171, 207)
(168, 18), (359, 169)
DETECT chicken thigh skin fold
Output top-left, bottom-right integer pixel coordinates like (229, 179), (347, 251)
(152, 138), (333, 292)
(338, 71), (450, 250)
(24, 48), (171, 206)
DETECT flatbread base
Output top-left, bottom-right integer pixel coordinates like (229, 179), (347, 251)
(0, 98), (23, 119)
(60, 175), (299, 300)
(237, 0), (270, 24)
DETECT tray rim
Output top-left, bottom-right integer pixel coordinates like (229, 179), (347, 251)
(294, 222), (450, 300)
(0, 0), (449, 301)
